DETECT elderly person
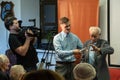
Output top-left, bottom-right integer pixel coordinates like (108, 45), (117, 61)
(10, 65), (26, 80)
(73, 63), (96, 80)
(81, 26), (114, 80)
(0, 54), (10, 80)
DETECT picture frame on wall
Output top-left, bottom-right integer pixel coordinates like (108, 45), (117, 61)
(0, 1), (14, 21)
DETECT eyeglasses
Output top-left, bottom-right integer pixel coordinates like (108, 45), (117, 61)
(90, 34), (100, 38)
(91, 34), (96, 37)
(65, 25), (70, 28)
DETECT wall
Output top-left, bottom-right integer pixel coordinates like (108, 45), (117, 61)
(0, 0), (21, 53)
(99, 0), (108, 40)
(109, 0), (120, 66)
(21, 0), (39, 27)
(0, 0), (39, 53)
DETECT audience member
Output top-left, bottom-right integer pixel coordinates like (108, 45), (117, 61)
(0, 54), (10, 80)
(10, 65), (26, 80)
(73, 63), (96, 80)
(53, 17), (83, 80)
(81, 26), (114, 80)
(20, 69), (65, 80)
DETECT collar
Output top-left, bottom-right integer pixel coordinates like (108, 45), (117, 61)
(61, 31), (69, 38)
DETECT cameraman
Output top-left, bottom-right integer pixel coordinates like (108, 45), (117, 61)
(4, 16), (39, 72)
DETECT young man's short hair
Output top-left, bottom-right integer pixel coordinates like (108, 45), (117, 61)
(4, 16), (17, 30)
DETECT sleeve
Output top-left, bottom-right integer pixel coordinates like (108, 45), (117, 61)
(100, 40), (114, 55)
(76, 36), (83, 49)
(9, 35), (22, 51)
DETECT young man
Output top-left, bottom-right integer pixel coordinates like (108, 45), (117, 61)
(4, 16), (38, 72)
(82, 26), (114, 80)
(53, 17), (83, 80)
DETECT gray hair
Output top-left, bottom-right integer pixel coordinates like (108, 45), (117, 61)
(0, 54), (9, 63)
(89, 26), (101, 35)
(10, 65), (26, 80)
(73, 63), (96, 80)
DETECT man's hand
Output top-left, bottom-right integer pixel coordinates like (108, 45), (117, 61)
(73, 49), (81, 54)
(25, 29), (34, 41)
(73, 49), (82, 64)
(90, 44), (100, 52)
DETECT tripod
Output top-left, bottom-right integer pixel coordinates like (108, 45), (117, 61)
(38, 36), (55, 69)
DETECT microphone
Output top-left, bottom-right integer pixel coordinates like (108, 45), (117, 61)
(80, 42), (93, 53)
(80, 47), (87, 52)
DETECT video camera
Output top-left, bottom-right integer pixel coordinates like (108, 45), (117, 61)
(18, 20), (40, 37)
(19, 26), (41, 37)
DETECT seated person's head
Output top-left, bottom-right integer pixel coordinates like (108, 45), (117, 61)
(0, 54), (10, 72)
(20, 69), (65, 80)
(73, 63), (96, 80)
(10, 65), (26, 80)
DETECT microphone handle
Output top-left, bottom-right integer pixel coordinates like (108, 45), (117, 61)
(80, 47), (87, 52)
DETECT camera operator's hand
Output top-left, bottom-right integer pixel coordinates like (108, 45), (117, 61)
(25, 29), (34, 41)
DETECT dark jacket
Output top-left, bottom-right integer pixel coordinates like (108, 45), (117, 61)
(82, 39), (114, 80)
(0, 70), (10, 80)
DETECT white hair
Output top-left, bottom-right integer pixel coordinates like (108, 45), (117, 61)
(89, 26), (101, 35)
(10, 65), (26, 80)
(0, 54), (9, 64)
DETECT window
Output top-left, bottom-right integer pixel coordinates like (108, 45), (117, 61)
(38, 0), (57, 50)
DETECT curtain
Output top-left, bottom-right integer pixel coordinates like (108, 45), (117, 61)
(58, 0), (99, 43)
